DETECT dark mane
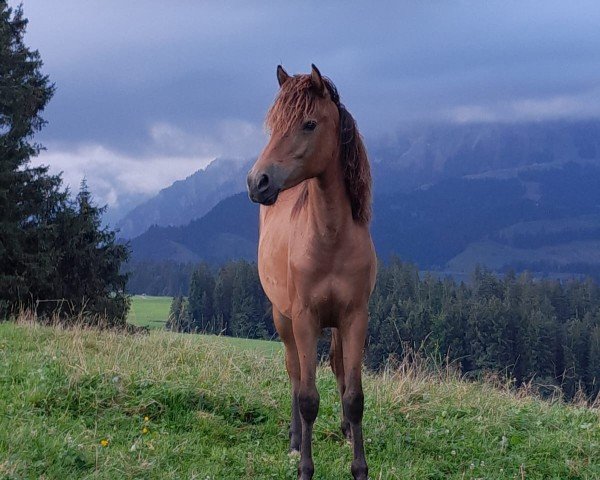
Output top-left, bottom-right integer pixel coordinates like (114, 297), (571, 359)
(266, 74), (372, 224)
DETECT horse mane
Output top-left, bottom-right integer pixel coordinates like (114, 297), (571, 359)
(266, 74), (372, 224)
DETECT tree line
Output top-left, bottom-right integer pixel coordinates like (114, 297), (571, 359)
(367, 259), (600, 401)
(1, 4), (128, 324)
(126, 261), (195, 296)
(168, 258), (600, 401)
(167, 260), (274, 339)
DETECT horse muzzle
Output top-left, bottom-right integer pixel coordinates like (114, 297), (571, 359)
(247, 169), (281, 205)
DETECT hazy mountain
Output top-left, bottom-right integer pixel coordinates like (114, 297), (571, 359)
(129, 160), (600, 280)
(117, 120), (600, 238)
(371, 120), (600, 193)
(129, 193), (258, 264)
(115, 157), (253, 238)
(127, 120), (600, 278)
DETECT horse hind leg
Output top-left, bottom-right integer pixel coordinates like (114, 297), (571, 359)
(273, 308), (301, 453)
(330, 328), (351, 441)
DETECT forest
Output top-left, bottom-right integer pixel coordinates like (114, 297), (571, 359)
(164, 259), (600, 401)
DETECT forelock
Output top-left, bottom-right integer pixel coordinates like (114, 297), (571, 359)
(265, 75), (340, 134)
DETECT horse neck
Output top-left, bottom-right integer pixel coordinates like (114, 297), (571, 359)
(305, 151), (352, 237)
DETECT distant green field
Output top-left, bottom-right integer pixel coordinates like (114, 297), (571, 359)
(126, 296), (281, 354)
(127, 295), (172, 329)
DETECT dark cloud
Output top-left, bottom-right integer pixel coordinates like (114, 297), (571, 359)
(15, 0), (600, 208)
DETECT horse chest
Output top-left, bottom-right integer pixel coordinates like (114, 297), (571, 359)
(258, 198), (375, 320)
(289, 249), (361, 314)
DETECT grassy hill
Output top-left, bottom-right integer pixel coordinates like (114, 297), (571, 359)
(1, 322), (599, 479)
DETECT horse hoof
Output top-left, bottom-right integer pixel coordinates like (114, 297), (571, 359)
(351, 461), (368, 480)
(297, 464), (314, 480)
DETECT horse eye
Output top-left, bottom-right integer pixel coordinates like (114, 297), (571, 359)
(303, 120), (317, 131)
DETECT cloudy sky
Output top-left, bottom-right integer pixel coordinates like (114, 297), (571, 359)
(15, 0), (600, 219)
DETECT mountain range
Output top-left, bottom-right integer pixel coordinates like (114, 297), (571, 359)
(122, 120), (600, 279)
(116, 157), (253, 238)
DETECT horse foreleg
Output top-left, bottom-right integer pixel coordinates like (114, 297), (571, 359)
(330, 328), (350, 441)
(285, 345), (302, 453)
(341, 310), (369, 480)
(274, 309), (301, 453)
(293, 314), (320, 480)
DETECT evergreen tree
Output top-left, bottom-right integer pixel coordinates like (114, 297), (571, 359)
(0, 2), (59, 316)
(213, 262), (236, 334)
(51, 181), (130, 323)
(229, 260), (270, 339)
(188, 263), (215, 332)
(167, 295), (183, 331)
(166, 294), (190, 331)
(0, 4), (130, 323)
(588, 325), (600, 399)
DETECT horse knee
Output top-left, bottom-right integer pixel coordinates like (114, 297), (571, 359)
(343, 389), (364, 424)
(298, 389), (319, 424)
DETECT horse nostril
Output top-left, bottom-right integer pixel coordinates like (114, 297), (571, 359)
(257, 173), (270, 192)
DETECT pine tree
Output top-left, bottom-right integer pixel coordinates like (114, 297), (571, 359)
(167, 295), (182, 331)
(0, 4), (130, 323)
(0, 2), (60, 315)
(588, 325), (600, 400)
(188, 263), (215, 332)
(166, 295), (190, 331)
(229, 260), (270, 339)
(50, 181), (130, 323)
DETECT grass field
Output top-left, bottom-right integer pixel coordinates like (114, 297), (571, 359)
(127, 295), (172, 329)
(1, 321), (599, 479)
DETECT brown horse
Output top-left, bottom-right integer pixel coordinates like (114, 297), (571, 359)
(247, 65), (376, 480)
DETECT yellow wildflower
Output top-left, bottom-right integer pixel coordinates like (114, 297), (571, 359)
(144, 416), (149, 422)
(142, 427), (149, 434)
(100, 439), (109, 447)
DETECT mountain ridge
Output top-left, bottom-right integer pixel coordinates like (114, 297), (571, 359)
(116, 157), (254, 238)
(125, 120), (600, 278)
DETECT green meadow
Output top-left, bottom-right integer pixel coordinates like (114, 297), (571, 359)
(0, 321), (598, 479)
(127, 295), (172, 329)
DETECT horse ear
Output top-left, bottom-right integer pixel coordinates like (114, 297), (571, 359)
(277, 65), (290, 87)
(310, 64), (326, 97)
